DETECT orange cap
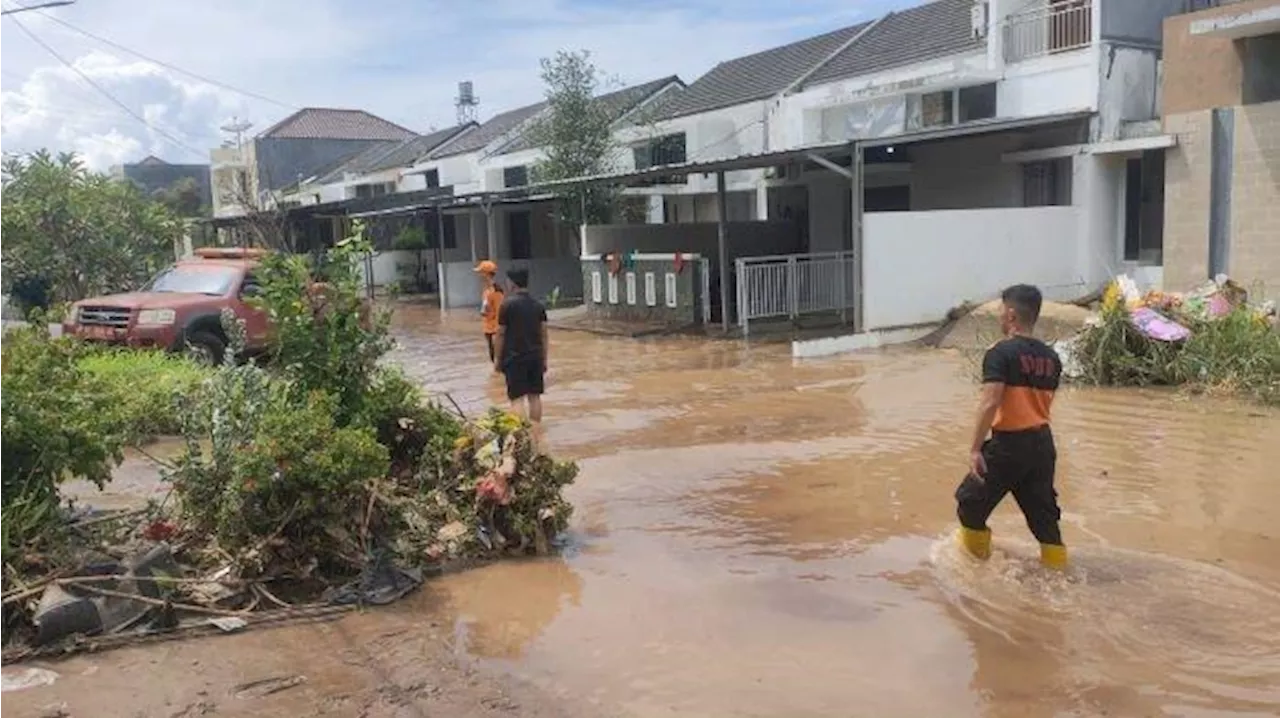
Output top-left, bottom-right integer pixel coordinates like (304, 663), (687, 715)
(473, 260), (498, 275)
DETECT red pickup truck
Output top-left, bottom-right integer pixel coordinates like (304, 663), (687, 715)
(62, 248), (271, 364)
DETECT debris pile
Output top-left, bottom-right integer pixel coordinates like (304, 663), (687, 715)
(1060, 274), (1279, 402)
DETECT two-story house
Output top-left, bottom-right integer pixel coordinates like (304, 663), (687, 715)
(1159, 0), (1280, 294)
(583, 0), (1193, 337)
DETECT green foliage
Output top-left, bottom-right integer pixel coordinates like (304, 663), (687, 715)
(392, 225), (432, 293)
(1074, 302), (1280, 404)
(77, 349), (211, 440)
(1, 327), (128, 566)
(525, 50), (622, 226)
(150, 176), (207, 218)
(250, 224), (394, 425)
(166, 361), (387, 569)
(356, 368), (463, 477)
(1, 151), (183, 306)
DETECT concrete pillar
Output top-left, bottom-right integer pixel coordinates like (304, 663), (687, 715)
(756, 183), (770, 220)
(850, 143), (864, 332)
(485, 204), (499, 260)
(469, 210), (480, 262)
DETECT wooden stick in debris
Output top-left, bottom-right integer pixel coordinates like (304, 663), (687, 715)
(70, 508), (149, 529)
(75, 584), (248, 617)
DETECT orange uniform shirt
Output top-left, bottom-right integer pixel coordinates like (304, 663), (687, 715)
(481, 286), (503, 335)
(982, 335), (1062, 432)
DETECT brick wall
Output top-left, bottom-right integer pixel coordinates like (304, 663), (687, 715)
(1160, 0), (1279, 116)
(1229, 101), (1280, 295)
(1162, 110), (1214, 290)
(1163, 100), (1280, 295)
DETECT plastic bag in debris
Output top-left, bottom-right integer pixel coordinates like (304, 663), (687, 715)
(322, 551), (423, 607)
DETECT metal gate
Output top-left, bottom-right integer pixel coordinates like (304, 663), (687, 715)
(735, 251), (856, 336)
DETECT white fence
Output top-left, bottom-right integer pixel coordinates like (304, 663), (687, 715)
(1004, 0), (1092, 64)
(863, 207), (1085, 330)
(735, 251), (856, 336)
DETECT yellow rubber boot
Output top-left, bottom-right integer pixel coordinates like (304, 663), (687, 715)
(1040, 543), (1068, 570)
(958, 527), (992, 560)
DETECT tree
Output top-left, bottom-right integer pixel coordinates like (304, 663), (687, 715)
(1, 151), (183, 307)
(152, 176), (206, 218)
(391, 224), (432, 293)
(524, 50), (622, 229)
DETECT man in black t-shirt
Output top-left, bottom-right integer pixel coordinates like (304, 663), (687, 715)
(955, 284), (1067, 570)
(493, 268), (548, 423)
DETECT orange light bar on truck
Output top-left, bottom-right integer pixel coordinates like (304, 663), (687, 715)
(194, 247), (268, 259)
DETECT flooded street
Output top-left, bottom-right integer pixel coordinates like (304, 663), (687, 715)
(11, 304), (1280, 717)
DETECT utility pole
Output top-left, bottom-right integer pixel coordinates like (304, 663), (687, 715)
(220, 116), (252, 150)
(1, 1), (75, 16)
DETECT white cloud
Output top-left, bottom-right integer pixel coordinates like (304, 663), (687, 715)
(1, 0), (896, 169)
(2, 51), (249, 168)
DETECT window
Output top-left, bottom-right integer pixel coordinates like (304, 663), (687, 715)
(644, 272), (657, 306)
(912, 90), (954, 130)
(633, 133), (687, 170)
(664, 273), (678, 308)
(625, 272), (637, 305)
(442, 214), (457, 250)
(1241, 35), (1280, 105)
(663, 198), (680, 224)
(355, 182), (393, 199)
(1022, 158), (1072, 207)
(591, 272), (603, 303)
(423, 169), (441, 189)
(507, 211), (532, 259)
(503, 165), (529, 189)
(607, 273), (619, 304)
(958, 83), (997, 122)
(1123, 150), (1165, 264)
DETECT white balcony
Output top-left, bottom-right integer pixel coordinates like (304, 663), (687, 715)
(1004, 0), (1093, 64)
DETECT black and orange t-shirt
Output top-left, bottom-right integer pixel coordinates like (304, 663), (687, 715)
(982, 335), (1062, 432)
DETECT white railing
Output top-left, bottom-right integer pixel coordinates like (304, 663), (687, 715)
(1003, 0), (1092, 64)
(735, 251), (856, 336)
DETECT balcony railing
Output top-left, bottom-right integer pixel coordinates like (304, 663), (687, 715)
(1004, 0), (1092, 64)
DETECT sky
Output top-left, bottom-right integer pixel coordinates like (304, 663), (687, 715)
(0, 0), (912, 170)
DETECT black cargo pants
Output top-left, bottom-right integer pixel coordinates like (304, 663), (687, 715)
(955, 426), (1062, 546)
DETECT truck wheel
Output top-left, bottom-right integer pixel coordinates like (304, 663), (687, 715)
(184, 330), (225, 366)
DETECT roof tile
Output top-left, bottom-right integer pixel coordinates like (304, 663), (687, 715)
(802, 0), (985, 88)
(259, 108), (417, 141)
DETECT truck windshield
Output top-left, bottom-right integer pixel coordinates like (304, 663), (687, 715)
(147, 266), (240, 296)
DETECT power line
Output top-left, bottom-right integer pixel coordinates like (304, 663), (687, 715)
(1, 0), (72, 15)
(6, 0), (296, 111)
(5, 13), (207, 159)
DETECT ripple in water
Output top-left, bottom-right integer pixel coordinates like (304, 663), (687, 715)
(928, 534), (1280, 708)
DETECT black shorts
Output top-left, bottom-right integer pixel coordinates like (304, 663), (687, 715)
(503, 357), (545, 401)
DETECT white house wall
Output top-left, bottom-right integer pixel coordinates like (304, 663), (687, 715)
(862, 206), (1085, 330)
(616, 100), (770, 193)
(998, 49), (1098, 119)
(1095, 44), (1161, 141)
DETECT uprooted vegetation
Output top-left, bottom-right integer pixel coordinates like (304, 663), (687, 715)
(2, 228), (577, 658)
(1068, 278), (1280, 405)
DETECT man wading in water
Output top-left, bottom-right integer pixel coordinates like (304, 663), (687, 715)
(492, 268), (548, 423)
(956, 284), (1067, 569)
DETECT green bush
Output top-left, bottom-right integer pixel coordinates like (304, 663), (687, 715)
(251, 227), (394, 426)
(1075, 301), (1280, 404)
(166, 360), (388, 572)
(77, 349), (210, 439)
(1, 327), (127, 566)
(357, 368), (463, 478)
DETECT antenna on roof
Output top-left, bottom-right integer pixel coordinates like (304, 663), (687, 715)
(455, 81), (479, 125)
(220, 116), (253, 149)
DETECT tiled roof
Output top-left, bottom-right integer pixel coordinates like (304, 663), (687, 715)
(801, 0), (985, 88)
(311, 123), (478, 185)
(429, 103), (548, 159)
(497, 75), (682, 154)
(365, 123), (476, 172)
(259, 108), (418, 141)
(652, 23), (872, 120)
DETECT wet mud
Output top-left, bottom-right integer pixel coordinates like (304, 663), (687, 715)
(7, 303), (1279, 717)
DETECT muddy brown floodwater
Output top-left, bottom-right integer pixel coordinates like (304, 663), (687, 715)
(8, 303), (1280, 717)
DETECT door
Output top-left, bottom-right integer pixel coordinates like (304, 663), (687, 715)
(234, 272), (271, 349)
